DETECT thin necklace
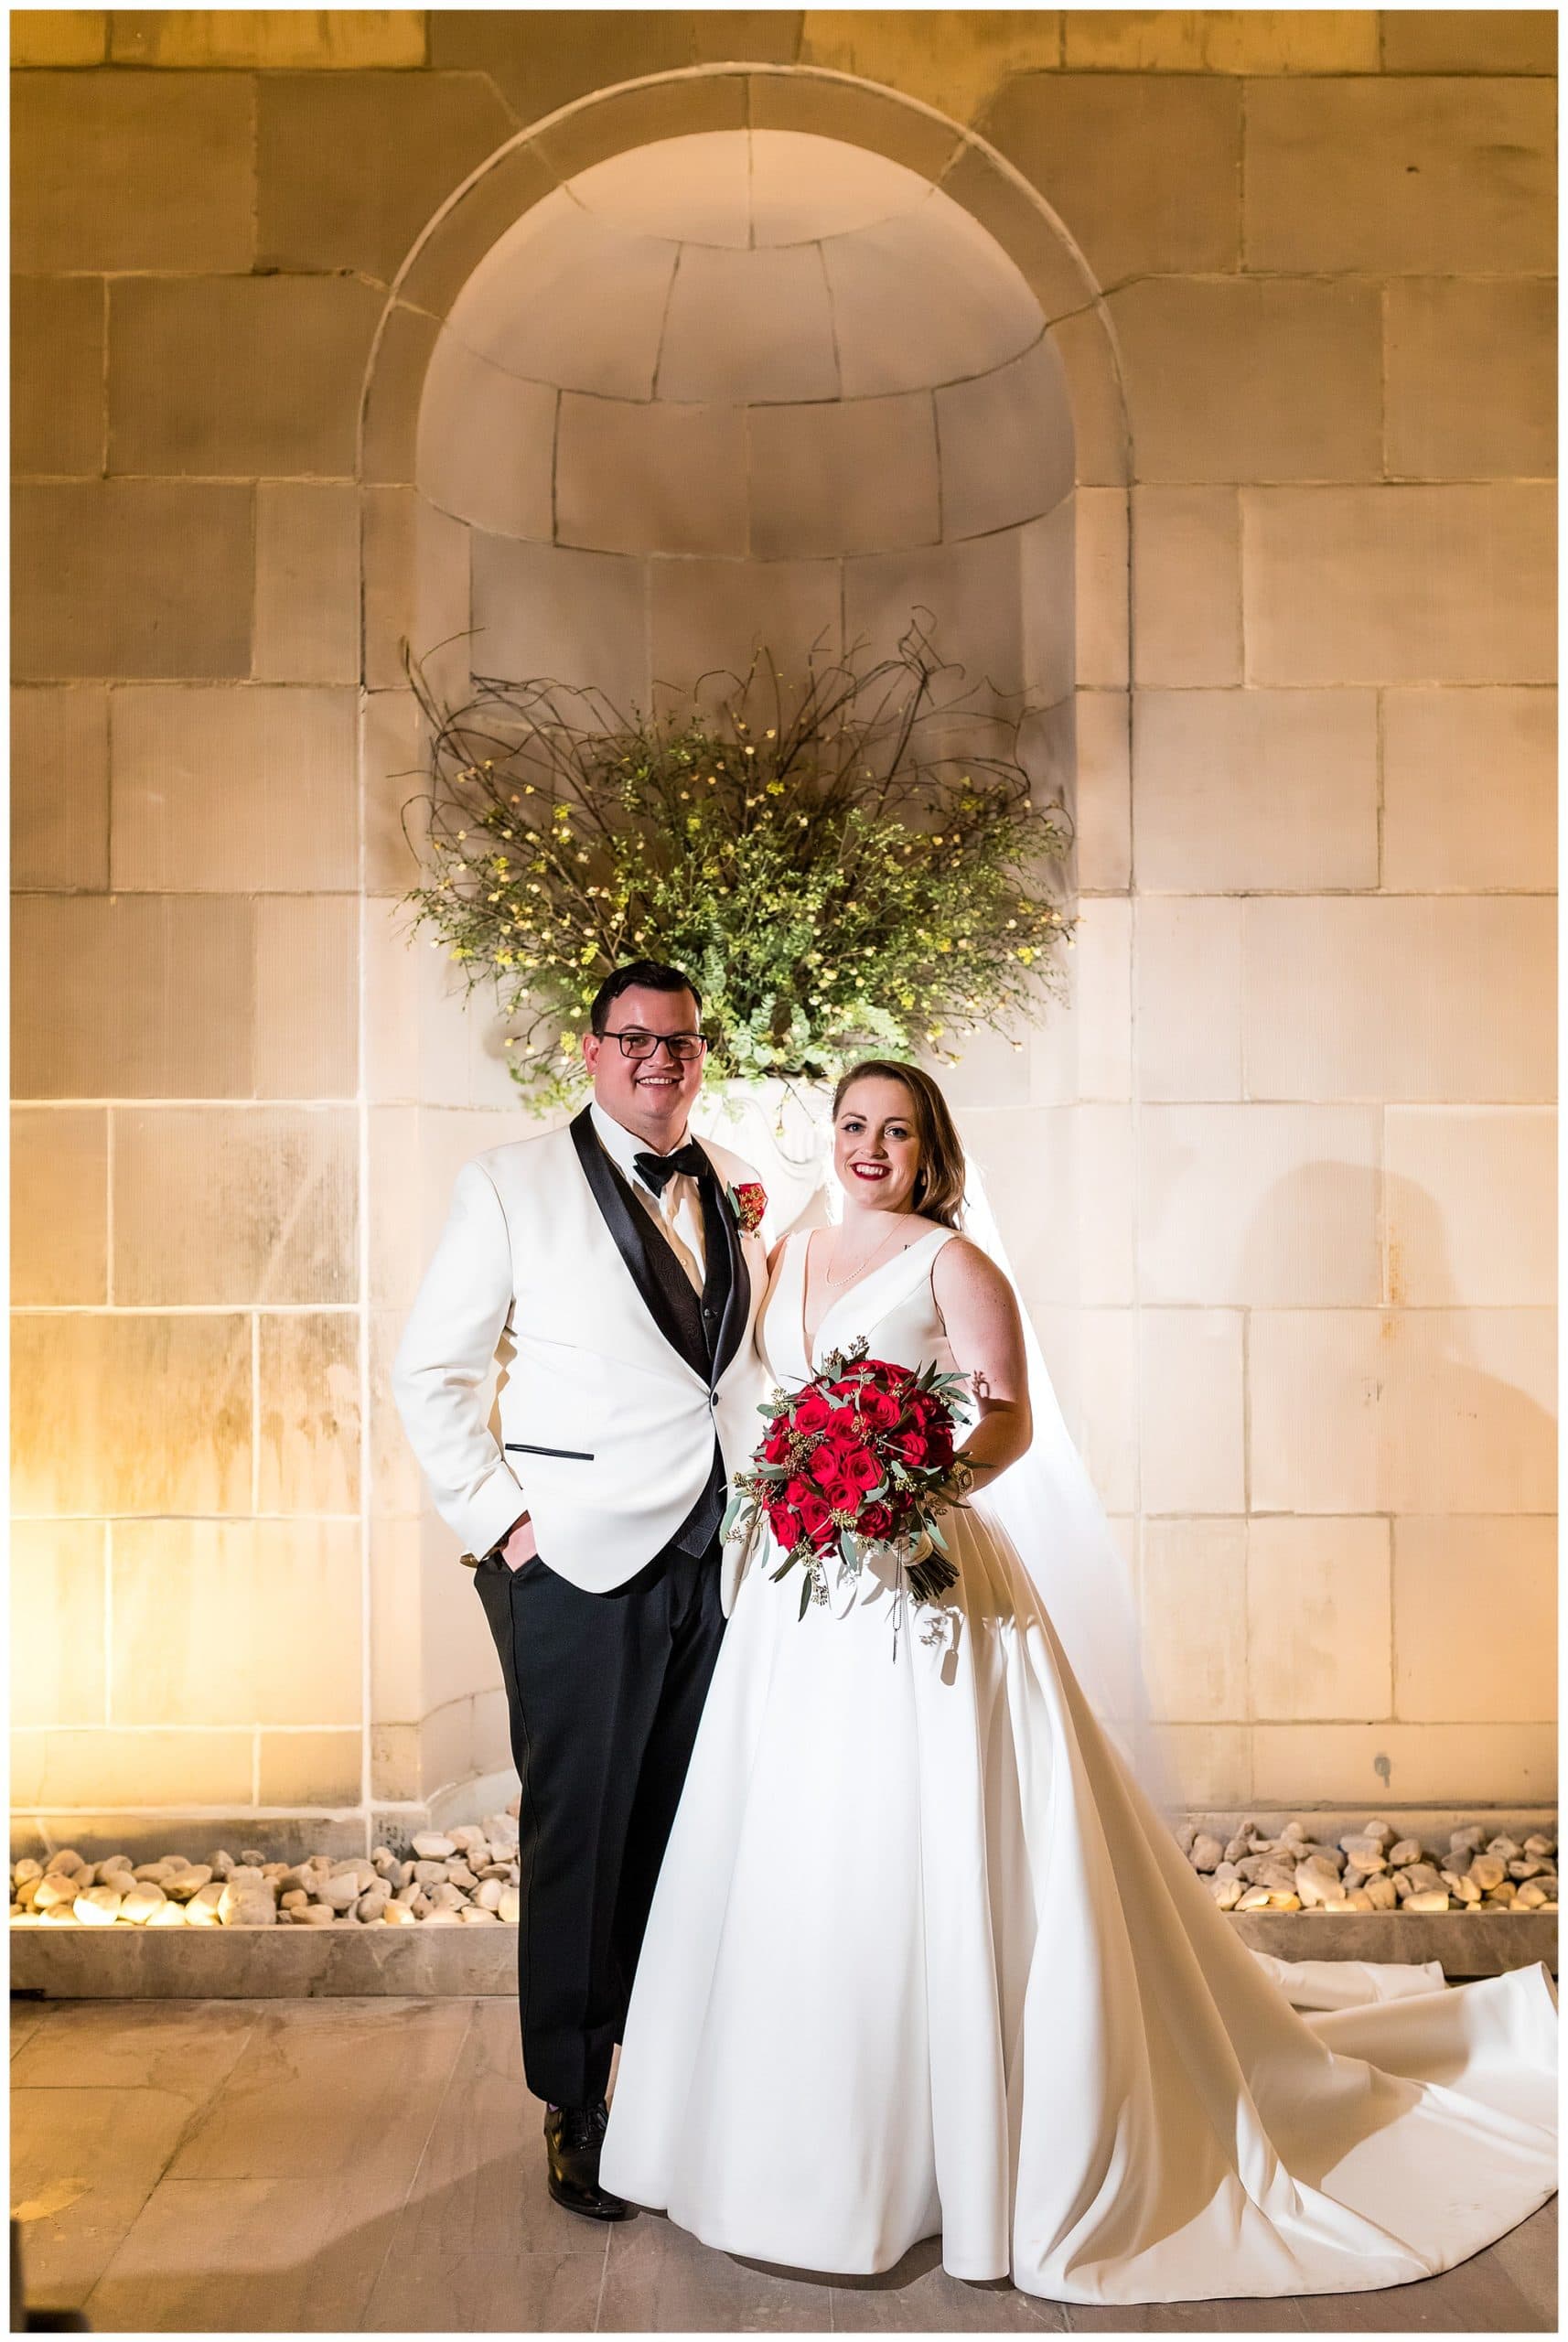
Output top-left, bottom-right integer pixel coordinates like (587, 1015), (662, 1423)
(823, 1214), (911, 1288)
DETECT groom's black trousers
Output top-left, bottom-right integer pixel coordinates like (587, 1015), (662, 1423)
(473, 1531), (726, 2110)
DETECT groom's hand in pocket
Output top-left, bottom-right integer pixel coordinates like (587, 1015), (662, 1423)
(499, 1512), (538, 1571)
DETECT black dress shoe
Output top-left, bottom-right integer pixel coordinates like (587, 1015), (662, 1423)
(543, 2100), (630, 2221)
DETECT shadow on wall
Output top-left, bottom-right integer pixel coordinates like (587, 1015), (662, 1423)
(1239, 1164), (1555, 1518)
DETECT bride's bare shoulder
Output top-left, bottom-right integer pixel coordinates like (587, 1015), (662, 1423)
(930, 1230), (1015, 1303)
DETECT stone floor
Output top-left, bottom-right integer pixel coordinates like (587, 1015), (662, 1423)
(8, 1996), (1557, 2334)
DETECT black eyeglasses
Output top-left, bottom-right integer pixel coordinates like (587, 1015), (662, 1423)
(599, 1029), (708, 1063)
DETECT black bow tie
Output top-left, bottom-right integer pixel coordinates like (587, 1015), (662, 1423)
(632, 1141), (710, 1198)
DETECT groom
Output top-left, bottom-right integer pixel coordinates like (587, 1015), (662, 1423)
(392, 961), (770, 2218)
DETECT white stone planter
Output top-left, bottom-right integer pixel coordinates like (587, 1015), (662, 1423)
(9, 1908), (1556, 2002)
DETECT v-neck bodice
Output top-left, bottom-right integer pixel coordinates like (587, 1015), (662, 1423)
(757, 1224), (958, 1388)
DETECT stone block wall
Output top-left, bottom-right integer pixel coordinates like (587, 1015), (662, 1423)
(11, 9), (1556, 1843)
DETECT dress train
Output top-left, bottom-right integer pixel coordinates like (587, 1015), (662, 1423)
(599, 1230), (1556, 2302)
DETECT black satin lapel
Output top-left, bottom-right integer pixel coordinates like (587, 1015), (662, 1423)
(699, 1156), (750, 1386)
(569, 1109), (697, 1370)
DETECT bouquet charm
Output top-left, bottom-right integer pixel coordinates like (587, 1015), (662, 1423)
(724, 1338), (976, 1652)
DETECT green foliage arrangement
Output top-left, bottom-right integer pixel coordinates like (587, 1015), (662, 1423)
(402, 624), (1075, 1111)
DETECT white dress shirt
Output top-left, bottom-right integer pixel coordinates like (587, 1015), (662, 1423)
(588, 1101), (708, 1295)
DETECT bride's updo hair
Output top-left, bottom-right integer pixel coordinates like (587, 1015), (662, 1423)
(832, 1059), (967, 1230)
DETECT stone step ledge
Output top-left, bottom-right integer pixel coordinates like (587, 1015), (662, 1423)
(8, 1909), (1557, 2001)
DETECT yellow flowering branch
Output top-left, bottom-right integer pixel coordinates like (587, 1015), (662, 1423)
(399, 625), (1074, 1111)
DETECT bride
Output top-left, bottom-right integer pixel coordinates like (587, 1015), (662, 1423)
(598, 1058), (1557, 2304)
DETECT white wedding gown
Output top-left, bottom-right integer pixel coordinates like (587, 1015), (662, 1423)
(599, 1228), (1558, 2304)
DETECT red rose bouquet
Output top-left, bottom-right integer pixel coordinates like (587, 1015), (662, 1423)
(725, 1338), (975, 1619)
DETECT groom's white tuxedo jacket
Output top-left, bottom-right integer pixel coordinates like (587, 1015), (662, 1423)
(392, 1108), (771, 1606)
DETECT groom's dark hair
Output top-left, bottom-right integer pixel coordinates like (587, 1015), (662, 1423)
(589, 959), (703, 1036)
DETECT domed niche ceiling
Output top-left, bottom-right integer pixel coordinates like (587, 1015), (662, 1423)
(416, 129), (1076, 725)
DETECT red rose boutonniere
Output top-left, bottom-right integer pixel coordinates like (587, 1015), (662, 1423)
(727, 1181), (767, 1238)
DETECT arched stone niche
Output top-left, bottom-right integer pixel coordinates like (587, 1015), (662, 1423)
(360, 67), (1135, 1821)
(420, 127), (1074, 731)
(362, 66), (1131, 814)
